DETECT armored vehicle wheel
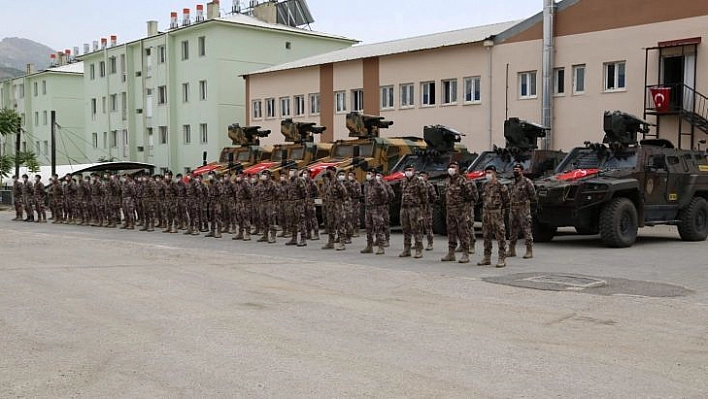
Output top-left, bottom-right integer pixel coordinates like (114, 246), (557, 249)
(599, 197), (638, 248)
(532, 219), (556, 242)
(677, 197), (708, 242)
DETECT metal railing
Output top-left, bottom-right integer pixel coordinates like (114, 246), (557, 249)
(646, 83), (708, 123)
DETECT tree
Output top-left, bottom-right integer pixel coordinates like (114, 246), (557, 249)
(0, 154), (13, 184)
(0, 108), (21, 138)
(17, 151), (40, 174)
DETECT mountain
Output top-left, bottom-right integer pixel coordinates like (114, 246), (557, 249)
(0, 37), (56, 75)
(0, 65), (24, 80)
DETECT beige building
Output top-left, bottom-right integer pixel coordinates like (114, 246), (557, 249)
(245, 0), (708, 153)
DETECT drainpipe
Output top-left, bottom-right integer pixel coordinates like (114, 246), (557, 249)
(483, 39), (495, 150)
(542, 0), (555, 150)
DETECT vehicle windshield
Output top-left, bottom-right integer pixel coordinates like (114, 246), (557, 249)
(291, 147), (305, 160)
(332, 143), (374, 158)
(556, 147), (638, 172)
(271, 150), (283, 161)
(468, 152), (530, 174)
(392, 154), (452, 173)
(237, 150), (251, 162)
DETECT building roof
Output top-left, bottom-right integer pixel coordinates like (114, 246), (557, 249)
(247, 20), (520, 75)
(44, 62), (84, 74)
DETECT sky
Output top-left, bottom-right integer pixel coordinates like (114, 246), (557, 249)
(1, 0), (543, 51)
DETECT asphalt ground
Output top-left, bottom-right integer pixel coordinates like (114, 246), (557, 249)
(1, 210), (707, 397)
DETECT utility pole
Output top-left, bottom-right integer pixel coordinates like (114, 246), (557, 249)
(14, 130), (20, 178)
(51, 111), (57, 176)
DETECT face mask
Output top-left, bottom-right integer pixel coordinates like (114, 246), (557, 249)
(250, 178), (257, 183)
(280, 176), (286, 182)
(289, 171), (296, 178)
(337, 175), (345, 182)
(366, 174), (373, 181)
(405, 171), (414, 179)
(485, 173), (493, 182)
(348, 175), (355, 181)
(260, 175), (267, 181)
(375, 175), (383, 182)
(448, 168), (456, 176)
(236, 177), (242, 182)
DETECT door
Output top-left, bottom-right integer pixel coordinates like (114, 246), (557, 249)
(683, 54), (696, 111)
(663, 56), (684, 110)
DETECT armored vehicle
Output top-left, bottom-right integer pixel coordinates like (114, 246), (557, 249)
(242, 119), (331, 178)
(383, 125), (477, 227)
(432, 117), (565, 233)
(534, 110), (708, 247)
(191, 123), (272, 176)
(307, 112), (426, 181)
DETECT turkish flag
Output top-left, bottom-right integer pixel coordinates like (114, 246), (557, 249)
(650, 87), (671, 113)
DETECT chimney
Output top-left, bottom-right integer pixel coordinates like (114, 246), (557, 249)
(73, 46), (80, 58)
(110, 35), (117, 47)
(57, 51), (66, 66)
(93, 40), (99, 52)
(195, 4), (205, 22)
(252, 1), (277, 24)
(170, 12), (179, 29)
(101, 37), (108, 49)
(65, 49), (72, 63)
(207, 1), (221, 19)
(84, 43), (90, 54)
(26, 63), (36, 74)
(49, 54), (57, 67)
(182, 8), (191, 26)
(147, 20), (159, 36)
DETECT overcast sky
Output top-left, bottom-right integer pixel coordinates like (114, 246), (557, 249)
(2, 0), (543, 51)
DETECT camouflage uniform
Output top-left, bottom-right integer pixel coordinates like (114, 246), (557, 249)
(251, 178), (263, 235)
(175, 178), (188, 231)
(221, 176), (234, 233)
(442, 173), (478, 263)
(383, 180), (394, 246)
(33, 178), (47, 222)
(304, 176), (320, 240)
(49, 179), (64, 223)
(134, 178), (144, 227)
(12, 178), (23, 221)
(90, 176), (106, 226)
(186, 178), (201, 235)
(22, 177), (35, 222)
(286, 174), (309, 246)
(345, 176), (362, 241)
(205, 175), (224, 238)
(421, 177), (438, 250)
(508, 174), (536, 258)
(64, 176), (78, 224)
(361, 176), (390, 254)
(120, 177), (137, 229)
(329, 175), (350, 250)
(277, 177), (291, 238)
(233, 176), (253, 241)
(106, 176), (122, 227)
(320, 173), (335, 246)
(155, 177), (166, 228)
(479, 179), (510, 266)
(257, 175), (278, 243)
(198, 179), (209, 232)
(141, 177), (157, 231)
(399, 174), (427, 258)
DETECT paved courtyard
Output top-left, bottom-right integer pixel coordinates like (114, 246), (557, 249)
(0, 210), (707, 397)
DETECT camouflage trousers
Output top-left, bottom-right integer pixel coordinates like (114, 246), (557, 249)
(305, 200), (318, 234)
(289, 200), (307, 240)
(209, 200), (223, 233)
(163, 199), (176, 229)
(482, 208), (507, 259)
(188, 199), (201, 231)
(509, 204), (533, 247)
(135, 198), (144, 225)
(252, 202), (263, 233)
(447, 204), (472, 252)
(14, 197), (23, 218)
(364, 205), (387, 246)
(23, 197), (34, 218)
(143, 199), (156, 229)
(347, 200), (360, 237)
(122, 197), (136, 227)
(400, 206), (424, 249)
(221, 199), (232, 231)
(383, 203), (391, 242)
(91, 197), (105, 225)
(34, 197), (46, 220)
(234, 201), (251, 234)
(176, 198), (188, 228)
(323, 202), (335, 239)
(49, 198), (63, 221)
(332, 201), (347, 243)
(200, 201), (208, 231)
(63, 198), (75, 222)
(260, 201), (277, 237)
(278, 200), (289, 231)
(422, 204), (434, 243)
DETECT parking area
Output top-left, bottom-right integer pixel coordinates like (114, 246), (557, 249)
(1, 210), (706, 397)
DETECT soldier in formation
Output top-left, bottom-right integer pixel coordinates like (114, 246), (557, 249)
(12, 175), (23, 221)
(360, 167), (389, 255)
(507, 163), (536, 259)
(398, 165), (427, 259)
(441, 161), (477, 263)
(477, 165), (510, 268)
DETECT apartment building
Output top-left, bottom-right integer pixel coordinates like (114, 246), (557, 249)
(245, 0), (708, 153)
(79, 1), (356, 174)
(0, 62), (85, 165)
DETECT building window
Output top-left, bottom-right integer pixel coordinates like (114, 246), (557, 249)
(103, 132), (107, 148)
(198, 36), (206, 57)
(573, 64), (586, 94)
(442, 79), (458, 104)
(120, 54), (126, 81)
(35, 141), (40, 155)
(110, 94), (117, 112)
(33, 82), (38, 97)
(381, 86), (394, 110)
(43, 141), (48, 156)
(102, 96), (107, 114)
(464, 77), (481, 103)
(42, 80), (47, 95)
(99, 61), (106, 77)
(147, 128), (154, 150)
(110, 130), (118, 148)
(421, 81), (436, 106)
(181, 40), (189, 60)
(159, 126), (168, 144)
(519, 71), (537, 99)
(43, 111), (48, 125)
(294, 95), (305, 116)
(182, 83), (189, 103)
(34, 112), (39, 126)
(90, 64), (96, 80)
(335, 91), (347, 113)
(92, 132), (98, 149)
(309, 93), (320, 115)
(109, 56), (117, 74)
(553, 68), (565, 95)
(605, 61), (626, 91)
(400, 83), (414, 107)
(91, 98), (97, 120)
(200, 123), (208, 144)
(199, 80), (207, 100)
(351, 89), (364, 112)
(280, 97), (291, 117)
(265, 98), (276, 118)
(121, 92), (127, 121)
(158, 45), (166, 63)
(183, 125), (191, 144)
(158, 85), (167, 105)
(252, 100), (263, 119)
(122, 130), (129, 157)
